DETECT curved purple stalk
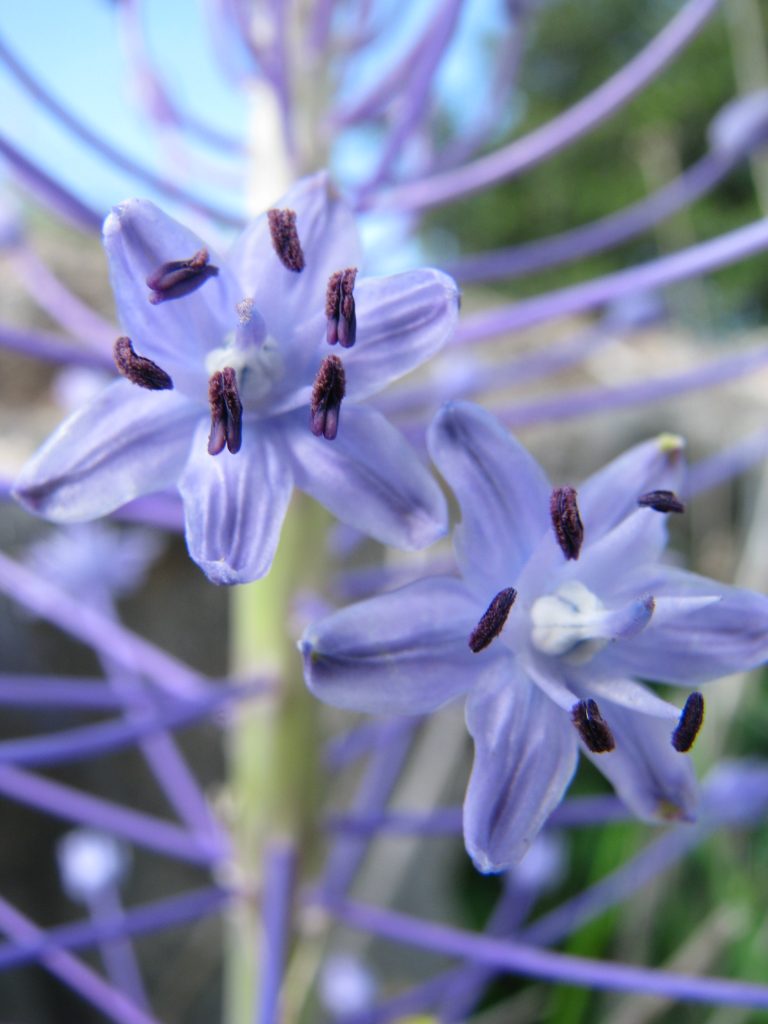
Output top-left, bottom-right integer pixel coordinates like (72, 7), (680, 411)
(0, 683), (263, 769)
(0, 886), (228, 973)
(446, 149), (734, 283)
(318, 896), (768, 1008)
(368, 0), (720, 213)
(0, 35), (244, 228)
(0, 895), (161, 1024)
(0, 322), (112, 368)
(453, 217), (768, 345)
(258, 840), (297, 1024)
(111, 491), (185, 532)
(0, 675), (151, 710)
(0, 134), (102, 231)
(87, 887), (151, 1016)
(0, 765), (217, 865)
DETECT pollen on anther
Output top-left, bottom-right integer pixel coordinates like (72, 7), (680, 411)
(113, 337), (173, 390)
(146, 248), (218, 303)
(638, 490), (686, 514)
(310, 355), (346, 440)
(207, 367), (243, 455)
(551, 486), (584, 560)
(671, 692), (704, 752)
(267, 208), (305, 272)
(468, 587), (517, 653)
(571, 699), (615, 753)
(326, 268), (358, 348)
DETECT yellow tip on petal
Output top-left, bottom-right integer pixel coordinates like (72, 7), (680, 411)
(656, 432), (685, 455)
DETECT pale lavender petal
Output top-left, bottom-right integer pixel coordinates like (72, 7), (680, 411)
(585, 702), (698, 823)
(229, 172), (362, 347)
(287, 406), (448, 550)
(607, 566), (768, 684)
(103, 199), (241, 383)
(580, 677), (680, 720)
(578, 433), (686, 539)
(179, 422), (293, 585)
(428, 402), (551, 592)
(464, 661), (578, 872)
(342, 269), (460, 400)
(566, 509), (669, 594)
(301, 576), (487, 714)
(13, 380), (197, 521)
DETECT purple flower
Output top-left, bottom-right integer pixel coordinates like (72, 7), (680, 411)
(302, 402), (768, 872)
(13, 173), (457, 584)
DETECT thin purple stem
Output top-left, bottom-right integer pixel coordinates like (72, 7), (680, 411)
(89, 888), (152, 1014)
(446, 149), (734, 283)
(0, 35), (244, 228)
(687, 426), (768, 494)
(257, 839), (297, 1024)
(0, 886), (229, 973)
(0, 322), (113, 368)
(453, 217), (768, 345)
(110, 491), (185, 532)
(0, 134), (102, 231)
(369, 0), (720, 212)
(0, 551), (208, 699)
(0, 675), (148, 710)
(0, 765), (219, 865)
(319, 896), (768, 1008)
(0, 895), (161, 1024)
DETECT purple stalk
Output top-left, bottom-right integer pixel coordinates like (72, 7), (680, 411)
(111, 491), (185, 532)
(369, 0), (720, 212)
(687, 426), (768, 494)
(0, 551), (208, 698)
(319, 896), (768, 1008)
(453, 217), (768, 345)
(324, 717), (423, 772)
(0, 322), (113, 368)
(445, 149), (734, 283)
(0, 682), (264, 769)
(0, 675), (148, 710)
(88, 887), (151, 1014)
(11, 246), (116, 349)
(0, 765), (219, 865)
(0, 886), (228, 973)
(0, 35), (244, 228)
(0, 134), (102, 231)
(0, 895), (161, 1024)
(257, 839), (297, 1024)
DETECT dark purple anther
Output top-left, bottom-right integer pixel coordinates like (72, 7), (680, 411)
(113, 336), (173, 390)
(146, 248), (218, 304)
(310, 355), (346, 441)
(267, 208), (305, 272)
(326, 268), (358, 348)
(551, 486), (584, 560)
(208, 367), (243, 455)
(571, 699), (615, 753)
(638, 489), (686, 514)
(671, 692), (704, 752)
(468, 587), (517, 653)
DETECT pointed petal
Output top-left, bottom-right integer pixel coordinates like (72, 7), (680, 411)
(607, 566), (768, 684)
(582, 678), (680, 720)
(179, 422), (293, 585)
(578, 433), (686, 540)
(342, 269), (460, 400)
(229, 172), (362, 347)
(568, 508), (669, 595)
(104, 200), (241, 385)
(585, 702), (698, 823)
(13, 380), (197, 521)
(464, 661), (578, 872)
(287, 405), (448, 550)
(301, 576), (485, 713)
(428, 402), (551, 593)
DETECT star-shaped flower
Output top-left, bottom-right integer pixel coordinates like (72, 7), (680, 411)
(301, 402), (768, 871)
(14, 173), (457, 584)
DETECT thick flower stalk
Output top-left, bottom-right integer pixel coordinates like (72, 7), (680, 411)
(302, 401), (768, 872)
(13, 173), (457, 584)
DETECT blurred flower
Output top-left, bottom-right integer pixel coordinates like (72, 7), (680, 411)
(57, 829), (130, 904)
(318, 952), (377, 1020)
(13, 173), (457, 584)
(302, 402), (768, 871)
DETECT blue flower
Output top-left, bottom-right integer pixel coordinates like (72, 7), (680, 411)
(302, 402), (768, 872)
(13, 173), (457, 584)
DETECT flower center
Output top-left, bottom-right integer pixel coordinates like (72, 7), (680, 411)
(530, 580), (654, 664)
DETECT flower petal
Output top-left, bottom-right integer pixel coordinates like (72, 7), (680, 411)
(584, 701), (698, 823)
(578, 433), (686, 540)
(342, 269), (460, 400)
(179, 421), (293, 585)
(287, 405), (448, 550)
(428, 402), (551, 593)
(566, 508), (669, 595)
(464, 661), (578, 872)
(301, 576), (486, 713)
(229, 172), (362, 347)
(104, 200), (241, 387)
(13, 380), (197, 521)
(607, 565), (768, 684)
